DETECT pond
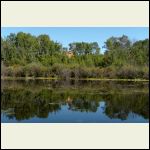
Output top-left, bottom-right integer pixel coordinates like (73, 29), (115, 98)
(1, 79), (149, 123)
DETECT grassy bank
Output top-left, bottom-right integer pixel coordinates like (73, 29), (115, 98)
(1, 76), (149, 82)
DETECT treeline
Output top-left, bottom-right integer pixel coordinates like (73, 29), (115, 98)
(1, 32), (149, 79)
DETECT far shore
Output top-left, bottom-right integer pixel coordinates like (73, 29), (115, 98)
(1, 76), (149, 82)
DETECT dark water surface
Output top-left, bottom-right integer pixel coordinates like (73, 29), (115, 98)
(1, 79), (149, 123)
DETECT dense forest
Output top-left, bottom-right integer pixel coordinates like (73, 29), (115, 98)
(1, 32), (149, 79)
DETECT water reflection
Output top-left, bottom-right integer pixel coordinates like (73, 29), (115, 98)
(1, 80), (149, 123)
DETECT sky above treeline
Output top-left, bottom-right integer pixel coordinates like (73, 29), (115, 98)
(1, 27), (149, 53)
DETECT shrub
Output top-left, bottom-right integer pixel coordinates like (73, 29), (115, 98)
(142, 66), (149, 80)
(51, 64), (65, 77)
(25, 63), (47, 77)
(13, 66), (26, 77)
(116, 65), (148, 79)
(4, 66), (14, 77)
(50, 63), (72, 79)
(90, 68), (101, 78)
(1, 62), (6, 77)
(99, 67), (116, 78)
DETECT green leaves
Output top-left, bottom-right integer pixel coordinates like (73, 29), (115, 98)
(129, 39), (149, 65)
(104, 35), (149, 67)
(104, 35), (131, 51)
(1, 33), (63, 65)
(69, 42), (100, 55)
(1, 32), (149, 80)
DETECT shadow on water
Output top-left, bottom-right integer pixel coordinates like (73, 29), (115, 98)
(1, 79), (149, 123)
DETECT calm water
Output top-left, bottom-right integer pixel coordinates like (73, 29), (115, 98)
(1, 79), (149, 123)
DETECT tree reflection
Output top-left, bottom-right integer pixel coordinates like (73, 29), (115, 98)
(1, 80), (149, 122)
(68, 98), (99, 112)
(103, 93), (149, 120)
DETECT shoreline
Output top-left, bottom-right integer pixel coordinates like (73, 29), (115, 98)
(1, 76), (149, 82)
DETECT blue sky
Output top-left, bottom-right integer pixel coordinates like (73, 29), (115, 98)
(1, 27), (149, 53)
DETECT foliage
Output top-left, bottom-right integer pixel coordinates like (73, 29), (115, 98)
(1, 33), (149, 79)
